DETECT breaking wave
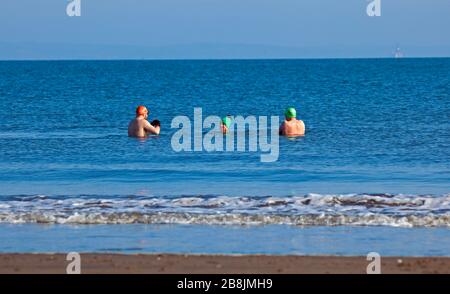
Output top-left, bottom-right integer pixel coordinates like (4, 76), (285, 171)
(0, 193), (449, 227)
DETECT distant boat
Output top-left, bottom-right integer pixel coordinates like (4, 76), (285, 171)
(394, 47), (404, 58)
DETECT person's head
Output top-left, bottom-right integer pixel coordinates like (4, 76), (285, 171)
(136, 105), (148, 119)
(284, 107), (296, 121)
(222, 116), (232, 128)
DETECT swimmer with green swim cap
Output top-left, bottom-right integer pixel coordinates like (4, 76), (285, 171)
(221, 115), (232, 134)
(284, 107), (296, 119)
(279, 107), (305, 136)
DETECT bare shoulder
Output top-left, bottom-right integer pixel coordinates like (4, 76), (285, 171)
(297, 120), (305, 134)
(143, 119), (153, 127)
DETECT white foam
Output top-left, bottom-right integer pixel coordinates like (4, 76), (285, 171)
(0, 193), (449, 227)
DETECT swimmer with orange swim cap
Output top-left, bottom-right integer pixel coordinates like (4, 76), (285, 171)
(128, 105), (161, 137)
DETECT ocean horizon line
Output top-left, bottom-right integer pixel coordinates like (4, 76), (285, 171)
(1, 56), (450, 62)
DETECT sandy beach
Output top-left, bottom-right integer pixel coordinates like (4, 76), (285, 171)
(0, 254), (449, 274)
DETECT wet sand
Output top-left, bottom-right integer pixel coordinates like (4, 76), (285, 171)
(0, 254), (449, 274)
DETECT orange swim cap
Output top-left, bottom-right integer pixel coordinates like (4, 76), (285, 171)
(136, 105), (148, 116)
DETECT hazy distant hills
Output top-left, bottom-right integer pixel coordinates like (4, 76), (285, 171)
(1, 42), (449, 60)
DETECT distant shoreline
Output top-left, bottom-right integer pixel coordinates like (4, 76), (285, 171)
(1, 254), (449, 274)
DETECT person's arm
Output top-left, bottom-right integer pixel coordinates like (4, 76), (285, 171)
(298, 120), (305, 135)
(144, 120), (160, 135)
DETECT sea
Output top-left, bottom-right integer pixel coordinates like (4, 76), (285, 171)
(0, 59), (449, 255)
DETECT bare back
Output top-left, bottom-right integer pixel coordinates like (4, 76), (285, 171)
(128, 117), (160, 138)
(280, 118), (305, 136)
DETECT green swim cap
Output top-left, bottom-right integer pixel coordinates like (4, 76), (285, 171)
(285, 107), (296, 118)
(222, 116), (232, 128)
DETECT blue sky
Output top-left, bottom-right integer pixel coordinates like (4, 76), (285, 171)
(0, 0), (449, 59)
